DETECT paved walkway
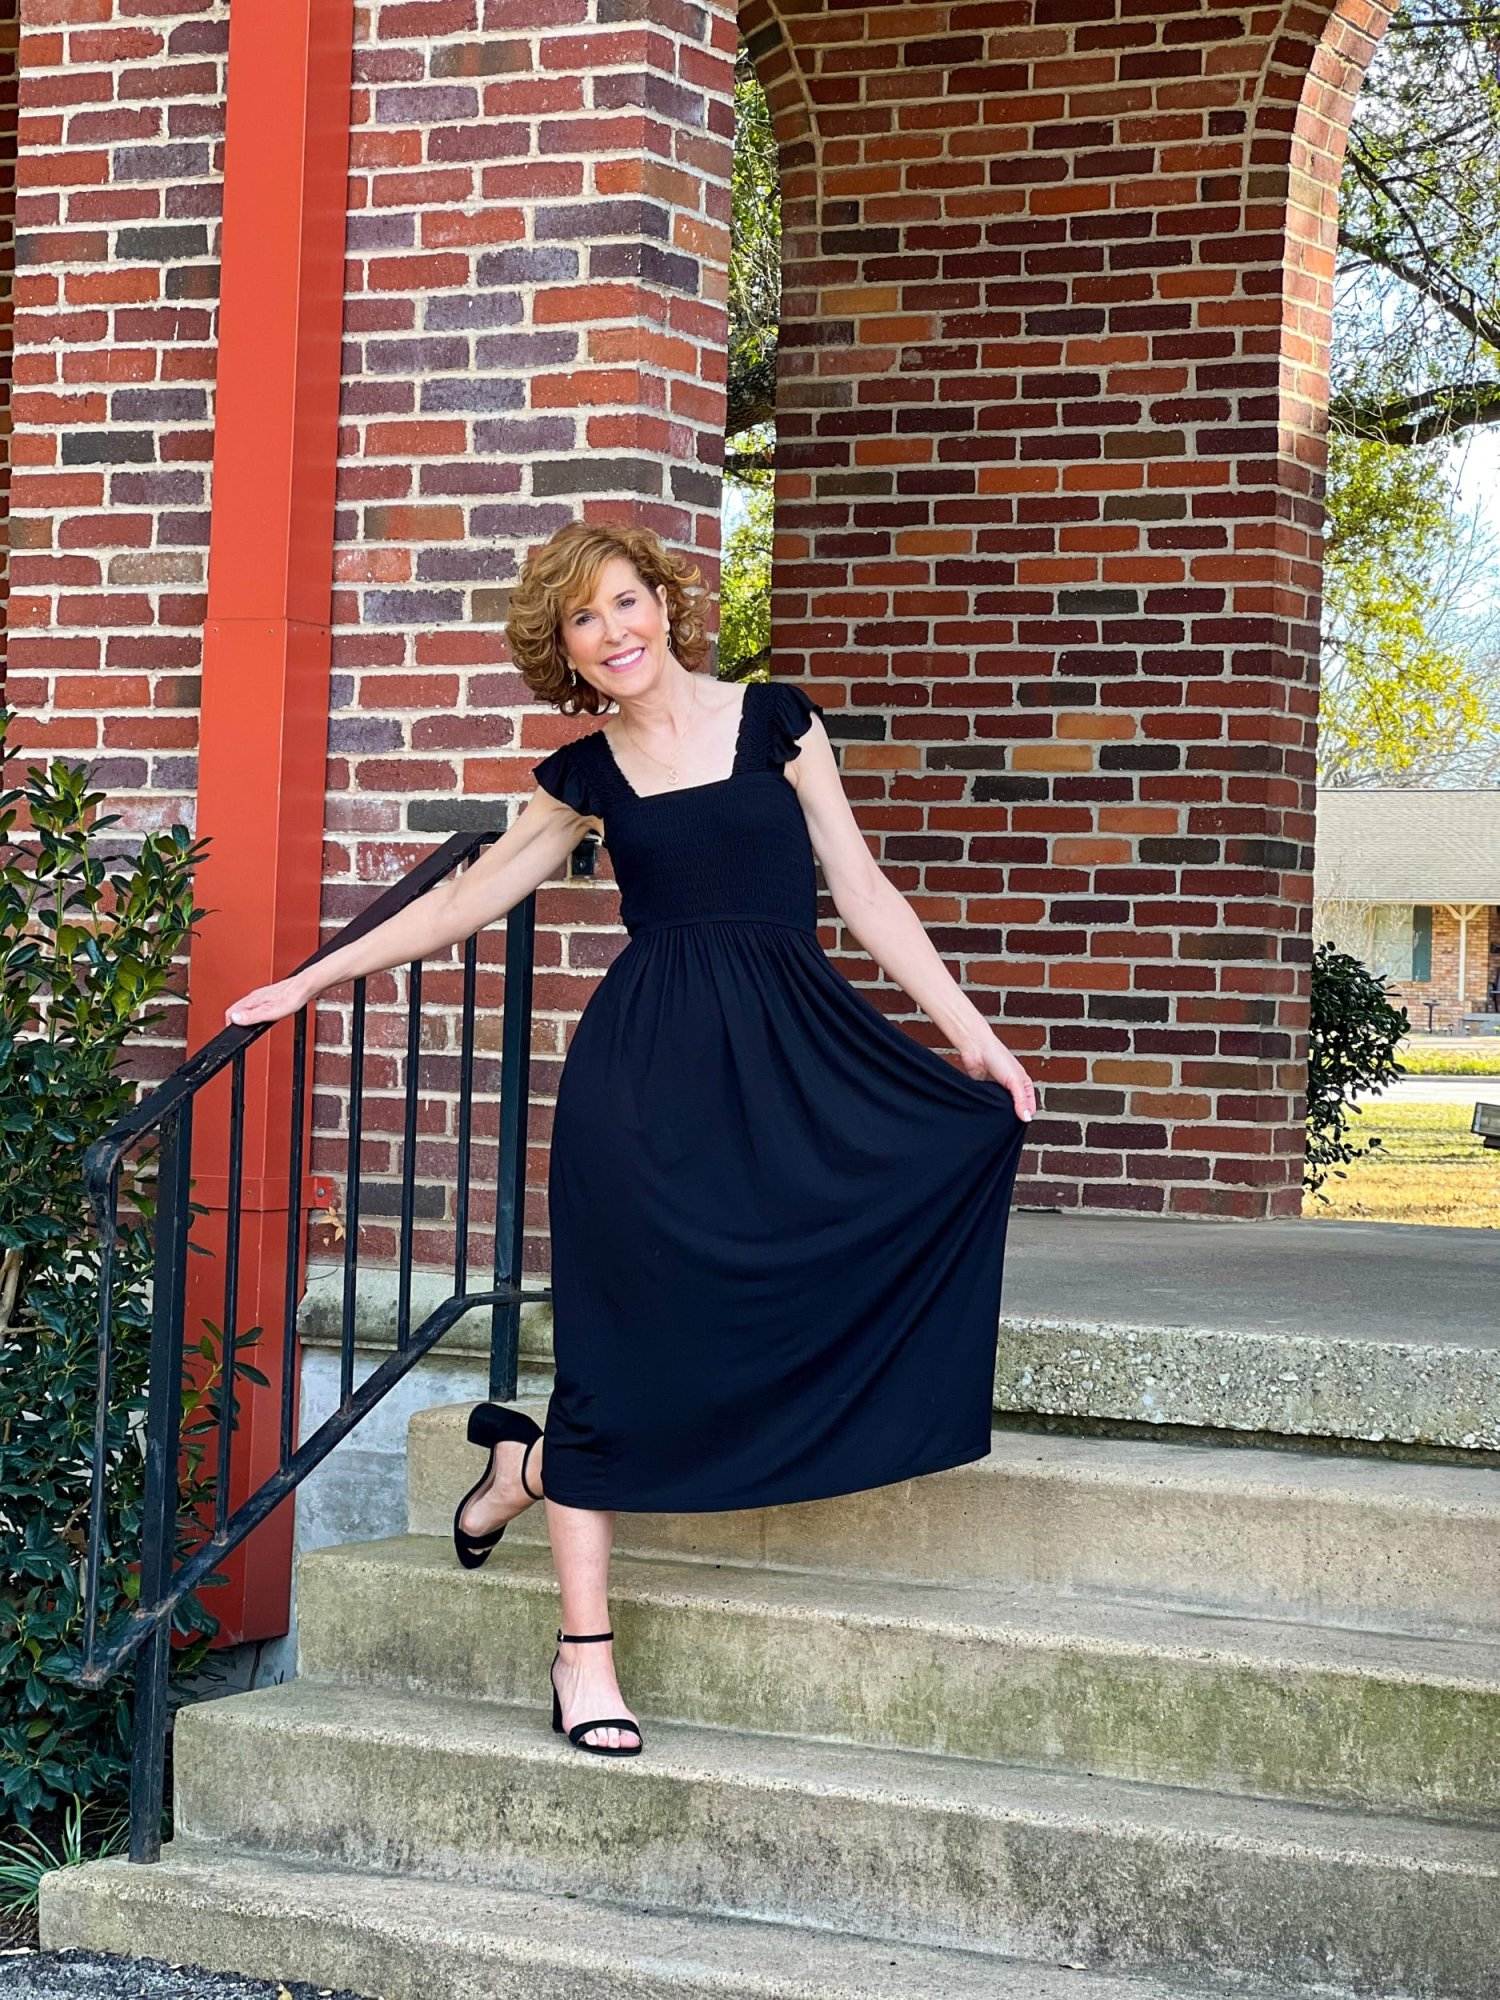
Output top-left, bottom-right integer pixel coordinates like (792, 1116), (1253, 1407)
(1355, 1075), (1500, 1105)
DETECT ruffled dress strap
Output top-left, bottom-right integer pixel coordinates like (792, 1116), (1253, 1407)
(762, 679), (826, 770)
(532, 734), (601, 818)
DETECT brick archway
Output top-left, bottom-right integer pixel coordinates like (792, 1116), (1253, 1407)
(744, 0), (1398, 1220)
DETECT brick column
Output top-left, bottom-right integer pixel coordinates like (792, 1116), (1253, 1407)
(313, 0), (739, 1273)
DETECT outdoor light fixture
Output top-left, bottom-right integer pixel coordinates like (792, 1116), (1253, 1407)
(1471, 1101), (1500, 1150)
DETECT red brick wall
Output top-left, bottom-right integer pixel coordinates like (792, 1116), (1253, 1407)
(735, 0), (1391, 1220)
(8, 0), (224, 766)
(6, 0), (1398, 1257)
(6, 0), (224, 1078)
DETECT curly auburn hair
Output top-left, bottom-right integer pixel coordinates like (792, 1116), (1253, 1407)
(505, 520), (713, 717)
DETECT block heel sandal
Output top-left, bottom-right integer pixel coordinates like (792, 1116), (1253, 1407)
(452, 1402), (543, 1570)
(549, 1628), (644, 1756)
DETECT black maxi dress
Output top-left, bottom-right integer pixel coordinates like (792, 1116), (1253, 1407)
(529, 677), (1028, 1514)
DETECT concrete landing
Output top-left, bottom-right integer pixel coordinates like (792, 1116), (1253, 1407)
(1002, 1211), (1498, 1348)
(303, 1213), (1500, 1362)
(995, 1212), (1500, 1450)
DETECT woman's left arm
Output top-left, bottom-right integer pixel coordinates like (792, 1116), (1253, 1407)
(788, 719), (1036, 1121)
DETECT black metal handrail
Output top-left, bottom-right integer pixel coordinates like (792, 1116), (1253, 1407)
(73, 823), (552, 1861)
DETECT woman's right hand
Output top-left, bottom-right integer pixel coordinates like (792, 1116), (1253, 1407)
(225, 973), (317, 1030)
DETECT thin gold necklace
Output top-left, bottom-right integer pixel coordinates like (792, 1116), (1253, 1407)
(615, 680), (704, 788)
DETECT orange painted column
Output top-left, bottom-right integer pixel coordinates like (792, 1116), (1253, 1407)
(183, 0), (354, 1644)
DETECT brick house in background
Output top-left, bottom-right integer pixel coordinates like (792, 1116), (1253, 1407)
(1314, 790), (1500, 1033)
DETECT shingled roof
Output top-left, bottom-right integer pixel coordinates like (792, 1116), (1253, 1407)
(1314, 789), (1500, 902)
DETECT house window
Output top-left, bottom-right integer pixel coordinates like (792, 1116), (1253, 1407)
(1411, 905), (1432, 982)
(1369, 905), (1416, 982)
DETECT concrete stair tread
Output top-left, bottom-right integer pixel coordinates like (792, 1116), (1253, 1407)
(429, 1402), (1500, 1513)
(190, 1676), (1500, 1873)
(408, 1405), (1500, 1633)
(308, 1532), (1500, 1678)
(46, 1841), (1289, 2000)
(961, 1429), (1500, 1511)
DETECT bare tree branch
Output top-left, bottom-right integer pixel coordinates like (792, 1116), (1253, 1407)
(1331, 375), (1500, 443)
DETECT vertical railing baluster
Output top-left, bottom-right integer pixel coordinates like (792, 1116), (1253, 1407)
(214, 1050), (246, 1534)
(128, 1098), (194, 1865)
(281, 1004), (308, 1470)
(454, 928), (478, 1297)
(83, 1160), (121, 1663)
(490, 892), (536, 1401)
(340, 979), (367, 1408)
(396, 958), (422, 1352)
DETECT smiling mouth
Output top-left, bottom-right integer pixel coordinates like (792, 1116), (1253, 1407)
(605, 647), (645, 669)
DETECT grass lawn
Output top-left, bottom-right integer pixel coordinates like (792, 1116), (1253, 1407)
(1303, 1100), (1500, 1226)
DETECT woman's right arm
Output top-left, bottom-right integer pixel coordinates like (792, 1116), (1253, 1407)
(224, 787), (601, 1027)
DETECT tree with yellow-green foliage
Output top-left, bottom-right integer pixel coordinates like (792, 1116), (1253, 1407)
(1318, 431), (1494, 787)
(1317, 0), (1500, 786)
(718, 42), (778, 681)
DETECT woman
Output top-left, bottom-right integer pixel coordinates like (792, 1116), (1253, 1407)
(227, 520), (1035, 1761)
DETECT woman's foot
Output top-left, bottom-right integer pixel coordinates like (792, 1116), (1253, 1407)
(458, 1434), (544, 1540)
(552, 1635), (641, 1752)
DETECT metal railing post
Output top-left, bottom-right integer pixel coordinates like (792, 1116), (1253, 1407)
(490, 893), (537, 1402)
(127, 1099), (194, 1864)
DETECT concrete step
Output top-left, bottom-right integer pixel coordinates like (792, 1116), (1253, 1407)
(169, 1678), (1500, 1996)
(42, 1841), (1275, 2000)
(294, 1534), (1500, 1825)
(408, 1401), (1500, 1635)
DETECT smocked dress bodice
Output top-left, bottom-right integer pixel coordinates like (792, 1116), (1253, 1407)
(530, 678), (823, 939)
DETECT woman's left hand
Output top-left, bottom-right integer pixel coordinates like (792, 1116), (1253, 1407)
(955, 1029), (1036, 1123)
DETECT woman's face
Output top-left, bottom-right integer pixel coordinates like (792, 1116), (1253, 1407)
(560, 556), (674, 702)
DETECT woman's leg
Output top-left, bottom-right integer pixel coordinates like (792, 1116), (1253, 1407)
(458, 1436), (640, 1749)
(545, 1484), (641, 1750)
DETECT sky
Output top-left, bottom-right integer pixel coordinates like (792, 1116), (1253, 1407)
(1454, 425), (1500, 524)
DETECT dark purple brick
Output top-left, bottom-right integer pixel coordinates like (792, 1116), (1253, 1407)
(418, 376), (524, 414)
(424, 292), (524, 331)
(364, 589), (465, 623)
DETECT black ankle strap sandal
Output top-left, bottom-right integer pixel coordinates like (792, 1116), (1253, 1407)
(520, 1436), (543, 1502)
(451, 1403), (543, 1571)
(550, 1628), (644, 1756)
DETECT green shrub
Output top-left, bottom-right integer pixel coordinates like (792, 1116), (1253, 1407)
(0, 710), (225, 1832)
(1305, 938), (1410, 1199)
